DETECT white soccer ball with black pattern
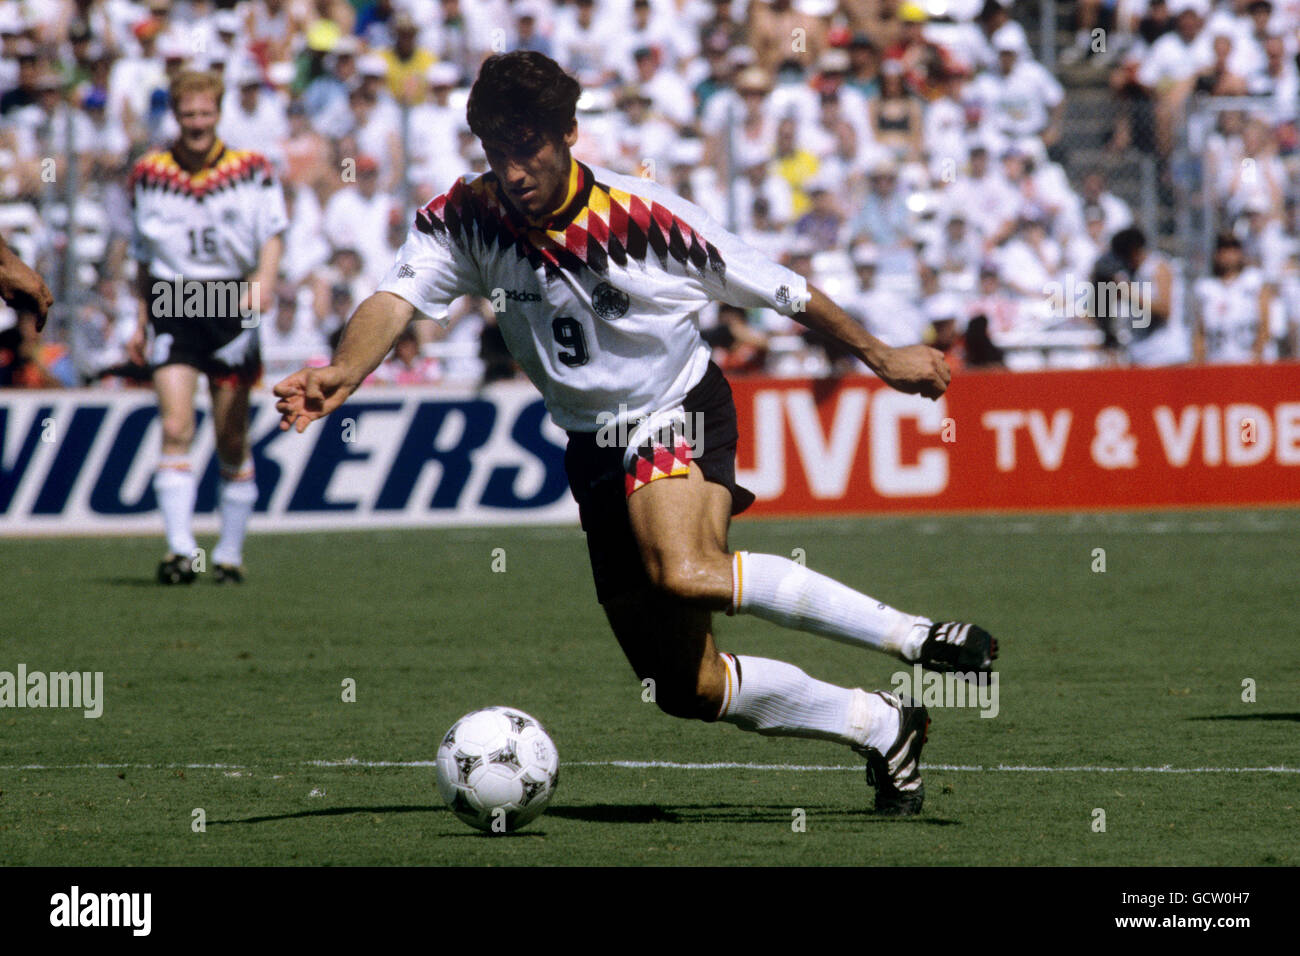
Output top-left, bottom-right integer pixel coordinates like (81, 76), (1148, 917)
(435, 706), (559, 832)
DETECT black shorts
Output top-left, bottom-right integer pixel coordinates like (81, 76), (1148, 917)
(564, 361), (754, 604)
(145, 277), (261, 387)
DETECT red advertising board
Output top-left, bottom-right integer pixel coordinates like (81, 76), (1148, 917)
(728, 363), (1300, 514)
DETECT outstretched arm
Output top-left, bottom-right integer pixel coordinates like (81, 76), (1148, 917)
(273, 291), (415, 432)
(0, 239), (53, 331)
(797, 284), (952, 399)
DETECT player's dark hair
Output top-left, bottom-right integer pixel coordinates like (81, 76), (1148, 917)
(466, 52), (581, 150)
(1110, 226), (1146, 263)
(1212, 231), (1243, 276)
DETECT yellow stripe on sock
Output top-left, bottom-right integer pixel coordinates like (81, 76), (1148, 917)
(717, 653), (734, 719)
(734, 551), (743, 611)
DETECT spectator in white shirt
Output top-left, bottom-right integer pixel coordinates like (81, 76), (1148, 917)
(611, 85), (677, 177)
(344, 78), (402, 193)
(108, 18), (167, 147)
(219, 66), (289, 169)
(939, 143), (1018, 249)
(923, 67), (969, 181)
(280, 184), (332, 285)
(553, 0), (619, 87)
(1075, 168), (1134, 240)
(1249, 33), (1299, 123)
(1136, 1), (1212, 155)
(998, 209), (1064, 300)
(261, 282), (330, 382)
(924, 212), (982, 295)
(628, 46), (694, 130)
(408, 63), (467, 194)
(704, 66), (776, 177)
(844, 244), (926, 348)
(322, 154), (399, 286)
(1062, 203), (1110, 279)
(971, 32), (1065, 148)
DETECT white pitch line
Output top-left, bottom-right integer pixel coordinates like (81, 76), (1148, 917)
(0, 760), (1297, 774)
(572, 761), (1300, 773)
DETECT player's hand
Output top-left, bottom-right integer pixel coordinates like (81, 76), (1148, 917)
(877, 345), (951, 400)
(0, 255), (54, 332)
(273, 365), (357, 433)
(126, 323), (148, 366)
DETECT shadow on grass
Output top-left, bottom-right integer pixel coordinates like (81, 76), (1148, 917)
(210, 804), (442, 825)
(92, 577), (162, 588)
(1186, 713), (1300, 722)
(211, 803), (960, 828)
(547, 804), (959, 826)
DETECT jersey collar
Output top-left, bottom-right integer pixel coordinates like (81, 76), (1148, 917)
(525, 158), (590, 232)
(173, 137), (226, 174)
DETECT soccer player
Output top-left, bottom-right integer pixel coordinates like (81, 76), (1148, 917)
(127, 70), (287, 585)
(274, 53), (997, 815)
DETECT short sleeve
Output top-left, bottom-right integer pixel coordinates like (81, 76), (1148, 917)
(254, 159), (289, 245)
(376, 194), (485, 322)
(660, 189), (810, 316)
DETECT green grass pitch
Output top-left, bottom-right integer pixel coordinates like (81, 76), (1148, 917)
(2, 508), (1297, 866)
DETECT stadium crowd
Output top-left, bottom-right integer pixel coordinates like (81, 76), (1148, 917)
(2, 0), (1299, 389)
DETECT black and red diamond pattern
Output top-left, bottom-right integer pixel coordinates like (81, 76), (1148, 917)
(415, 165), (727, 281)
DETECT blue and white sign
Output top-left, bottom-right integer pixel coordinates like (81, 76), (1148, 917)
(0, 383), (579, 535)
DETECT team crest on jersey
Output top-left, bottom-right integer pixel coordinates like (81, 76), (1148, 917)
(591, 282), (629, 319)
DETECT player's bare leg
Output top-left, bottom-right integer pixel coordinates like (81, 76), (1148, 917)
(620, 465), (926, 812)
(209, 379), (256, 582)
(627, 464), (995, 673)
(152, 364), (200, 583)
(626, 463), (733, 608)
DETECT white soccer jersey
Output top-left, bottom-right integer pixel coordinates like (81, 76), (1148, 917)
(129, 140), (289, 280)
(1125, 252), (1190, 367)
(1195, 268), (1266, 364)
(377, 161), (811, 432)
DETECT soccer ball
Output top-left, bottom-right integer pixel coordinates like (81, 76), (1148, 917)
(435, 706), (559, 833)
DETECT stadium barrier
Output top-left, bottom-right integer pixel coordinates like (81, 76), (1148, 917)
(1, 363), (1297, 535)
(731, 363), (1300, 514)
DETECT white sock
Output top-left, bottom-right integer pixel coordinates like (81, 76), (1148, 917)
(716, 654), (900, 754)
(731, 552), (931, 660)
(212, 458), (256, 567)
(153, 456), (197, 557)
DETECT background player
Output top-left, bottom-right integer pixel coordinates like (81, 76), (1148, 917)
(127, 70), (287, 585)
(274, 52), (996, 815)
